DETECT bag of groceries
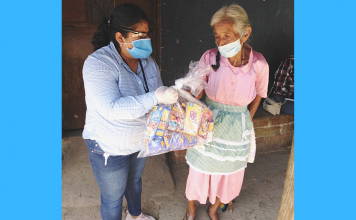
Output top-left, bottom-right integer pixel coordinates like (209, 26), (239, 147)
(138, 61), (217, 157)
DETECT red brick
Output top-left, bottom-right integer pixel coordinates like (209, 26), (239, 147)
(271, 115), (294, 125)
(253, 117), (270, 128)
(255, 127), (281, 138)
(281, 123), (294, 134)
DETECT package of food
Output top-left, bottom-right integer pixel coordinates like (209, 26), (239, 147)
(197, 107), (213, 139)
(143, 106), (171, 155)
(167, 102), (186, 132)
(138, 61), (214, 158)
(145, 106), (170, 136)
(205, 109), (219, 143)
(183, 102), (203, 136)
(145, 135), (167, 155)
(164, 130), (197, 151)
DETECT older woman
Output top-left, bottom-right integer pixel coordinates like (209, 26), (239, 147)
(82, 3), (178, 220)
(183, 4), (269, 220)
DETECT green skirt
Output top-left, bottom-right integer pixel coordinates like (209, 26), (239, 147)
(186, 97), (253, 174)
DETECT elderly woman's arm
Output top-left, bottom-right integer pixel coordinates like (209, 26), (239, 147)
(250, 59), (269, 120)
(248, 95), (262, 120)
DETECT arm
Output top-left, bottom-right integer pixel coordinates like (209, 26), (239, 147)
(250, 57), (269, 120)
(248, 95), (262, 120)
(83, 57), (158, 120)
(191, 50), (211, 100)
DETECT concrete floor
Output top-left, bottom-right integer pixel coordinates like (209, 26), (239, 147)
(62, 136), (290, 220)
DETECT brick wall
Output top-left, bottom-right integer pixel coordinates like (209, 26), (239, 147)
(167, 114), (294, 164)
(254, 114), (294, 154)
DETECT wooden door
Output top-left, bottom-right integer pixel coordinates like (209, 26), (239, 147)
(62, 0), (161, 130)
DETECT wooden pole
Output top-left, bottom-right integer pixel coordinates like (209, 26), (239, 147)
(277, 135), (294, 220)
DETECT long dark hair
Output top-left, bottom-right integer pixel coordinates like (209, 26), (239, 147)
(91, 3), (149, 52)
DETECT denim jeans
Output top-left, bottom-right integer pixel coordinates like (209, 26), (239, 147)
(270, 93), (294, 115)
(85, 139), (147, 220)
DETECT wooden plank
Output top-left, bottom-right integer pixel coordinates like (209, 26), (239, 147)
(277, 135), (294, 220)
(63, 0), (87, 22)
(62, 0), (161, 130)
(62, 27), (96, 130)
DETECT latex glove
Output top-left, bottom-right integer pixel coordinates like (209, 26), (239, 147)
(155, 86), (178, 105)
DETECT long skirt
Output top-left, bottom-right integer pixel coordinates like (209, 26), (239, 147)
(185, 167), (245, 204)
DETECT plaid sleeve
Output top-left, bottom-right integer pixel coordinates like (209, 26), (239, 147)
(275, 58), (294, 98)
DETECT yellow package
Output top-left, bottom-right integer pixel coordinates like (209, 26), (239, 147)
(183, 102), (202, 135)
(208, 119), (214, 131)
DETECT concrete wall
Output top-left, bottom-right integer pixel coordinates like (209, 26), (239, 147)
(160, 0), (294, 89)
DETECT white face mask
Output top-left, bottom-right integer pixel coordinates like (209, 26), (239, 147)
(216, 33), (244, 58)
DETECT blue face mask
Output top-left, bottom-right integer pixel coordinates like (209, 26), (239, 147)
(123, 38), (153, 59)
(216, 33), (244, 58)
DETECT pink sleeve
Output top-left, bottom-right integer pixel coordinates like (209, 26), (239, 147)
(199, 50), (213, 83)
(255, 61), (269, 98)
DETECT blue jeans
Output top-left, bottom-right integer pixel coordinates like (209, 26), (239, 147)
(271, 93), (294, 115)
(85, 139), (147, 220)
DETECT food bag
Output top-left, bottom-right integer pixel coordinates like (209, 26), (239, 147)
(143, 105), (171, 156)
(138, 61), (213, 158)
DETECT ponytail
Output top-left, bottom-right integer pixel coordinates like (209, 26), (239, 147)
(211, 51), (221, 71)
(91, 18), (112, 51)
(91, 3), (149, 52)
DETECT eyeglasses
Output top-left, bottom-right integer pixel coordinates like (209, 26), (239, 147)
(109, 24), (152, 38)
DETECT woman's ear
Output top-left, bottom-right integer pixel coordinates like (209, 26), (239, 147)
(115, 32), (124, 45)
(242, 27), (252, 44)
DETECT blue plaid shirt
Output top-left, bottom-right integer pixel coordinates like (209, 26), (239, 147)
(82, 41), (163, 155)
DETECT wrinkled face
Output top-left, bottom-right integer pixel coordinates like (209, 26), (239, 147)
(213, 21), (241, 47)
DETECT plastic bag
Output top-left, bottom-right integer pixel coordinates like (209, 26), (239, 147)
(138, 61), (213, 158)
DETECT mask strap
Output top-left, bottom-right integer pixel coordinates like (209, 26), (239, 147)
(122, 37), (133, 48)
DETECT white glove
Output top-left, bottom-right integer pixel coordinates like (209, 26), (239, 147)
(155, 86), (178, 105)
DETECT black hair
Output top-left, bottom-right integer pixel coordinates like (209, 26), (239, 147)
(211, 51), (221, 71)
(91, 3), (149, 52)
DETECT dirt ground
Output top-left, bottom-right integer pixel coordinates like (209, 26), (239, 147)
(62, 136), (290, 220)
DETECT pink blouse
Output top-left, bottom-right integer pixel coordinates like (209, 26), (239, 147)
(200, 47), (269, 106)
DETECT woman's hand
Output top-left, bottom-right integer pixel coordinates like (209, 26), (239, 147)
(155, 86), (179, 104)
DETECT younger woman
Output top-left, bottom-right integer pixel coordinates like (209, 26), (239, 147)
(83, 3), (178, 220)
